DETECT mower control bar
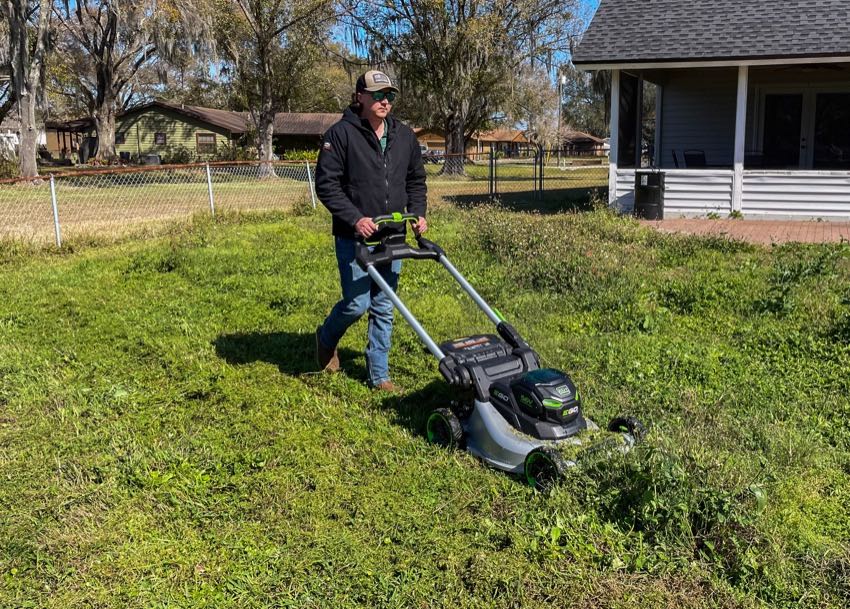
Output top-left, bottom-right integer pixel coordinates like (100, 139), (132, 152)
(355, 213), (506, 361)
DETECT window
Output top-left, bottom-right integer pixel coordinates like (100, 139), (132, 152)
(196, 132), (216, 154)
(115, 132), (126, 145)
(154, 132), (167, 145)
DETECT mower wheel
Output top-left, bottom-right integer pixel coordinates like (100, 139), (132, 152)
(607, 416), (647, 443)
(524, 446), (568, 491)
(426, 408), (465, 449)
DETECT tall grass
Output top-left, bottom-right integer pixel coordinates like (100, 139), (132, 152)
(0, 205), (847, 608)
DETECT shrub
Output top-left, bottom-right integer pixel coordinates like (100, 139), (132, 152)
(0, 156), (19, 180)
(283, 148), (319, 162)
(212, 143), (254, 162)
(162, 145), (194, 165)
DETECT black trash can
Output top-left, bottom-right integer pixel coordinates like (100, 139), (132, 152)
(634, 169), (665, 220)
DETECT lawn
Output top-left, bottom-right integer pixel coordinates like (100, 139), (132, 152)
(0, 204), (848, 608)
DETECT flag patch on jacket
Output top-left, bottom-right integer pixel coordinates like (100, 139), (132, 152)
(322, 142), (332, 151)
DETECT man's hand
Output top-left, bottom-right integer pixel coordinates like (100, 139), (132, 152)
(412, 216), (428, 235)
(354, 217), (378, 238)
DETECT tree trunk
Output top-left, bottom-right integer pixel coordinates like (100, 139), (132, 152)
(4, 0), (51, 179)
(441, 113), (466, 176)
(256, 107), (276, 178)
(93, 103), (117, 163)
(17, 92), (39, 178)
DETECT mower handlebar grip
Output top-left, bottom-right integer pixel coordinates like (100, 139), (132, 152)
(372, 212), (419, 225)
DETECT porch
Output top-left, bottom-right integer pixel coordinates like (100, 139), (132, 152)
(609, 63), (850, 220)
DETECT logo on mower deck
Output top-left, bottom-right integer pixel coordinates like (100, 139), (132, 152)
(453, 336), (489, 350)
(555, 385), (572, 398)
(492, 389), (510, 403)
(519, 394), (534, 408)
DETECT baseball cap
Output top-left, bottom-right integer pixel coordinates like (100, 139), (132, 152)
(356, 70), (399, 93)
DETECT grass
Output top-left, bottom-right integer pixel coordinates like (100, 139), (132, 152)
(0, 204), (848, 608)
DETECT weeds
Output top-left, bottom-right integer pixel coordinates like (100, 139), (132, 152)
(0, 205), (848, 608)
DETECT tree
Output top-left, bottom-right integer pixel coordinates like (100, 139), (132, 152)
(216, 0), (335, 173)
(0, 18), (13, 126)
(51, 0), (213, 163)
(503, 63), (558, 147)
(345, 0), (578, 174)
(560, 64), (608, 137)
(1, 0), (52, 177)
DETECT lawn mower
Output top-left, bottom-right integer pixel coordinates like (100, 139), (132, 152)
(357, 213), (646, 489)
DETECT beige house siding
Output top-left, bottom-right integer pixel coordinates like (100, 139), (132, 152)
(414, 129), (446, 151)
(116, 108), (234, 161)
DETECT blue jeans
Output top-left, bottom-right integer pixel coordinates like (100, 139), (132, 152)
(318, 237), (402, 386)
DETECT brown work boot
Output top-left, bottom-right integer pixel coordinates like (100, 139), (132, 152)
(374, 380), (403, 393)
(315, 327), (339, 372)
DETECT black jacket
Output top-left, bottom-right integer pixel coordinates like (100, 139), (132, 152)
(315, 107), (427, 238)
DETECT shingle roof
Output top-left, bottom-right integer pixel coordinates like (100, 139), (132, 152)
(573, 0), (850, 66)
(475, 129), (528, 143)
(563, 129), (604, 144)
(273, 112), (340, 135)
(120, 102), (340, 136)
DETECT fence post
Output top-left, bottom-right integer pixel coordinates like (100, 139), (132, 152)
(49, 175), (62, 248)
(538, 146), (545, 201)
(305, 161), (317, 209)
(205, 163), (215, 217)
(488, 150), (495, 199)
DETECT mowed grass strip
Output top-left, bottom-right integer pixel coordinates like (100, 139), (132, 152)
(0, 205), (848, 608)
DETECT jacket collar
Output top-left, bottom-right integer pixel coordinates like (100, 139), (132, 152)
(343, 106), (397, 141)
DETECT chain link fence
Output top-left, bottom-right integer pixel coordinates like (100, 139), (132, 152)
(0, 161), (315, 244)
(0, 153), (608, 245)
(425, 150), (608, 208)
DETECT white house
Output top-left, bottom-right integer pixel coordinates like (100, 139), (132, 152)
(573, 0), (850, 220)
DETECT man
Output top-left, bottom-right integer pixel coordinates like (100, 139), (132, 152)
(314, 70), (428, 392)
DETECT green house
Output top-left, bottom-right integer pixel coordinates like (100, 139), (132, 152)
(116, 101), (246, 162)
(115, 101), (340, 163)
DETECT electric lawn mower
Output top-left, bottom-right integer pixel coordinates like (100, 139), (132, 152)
(357, 213), (646, 490)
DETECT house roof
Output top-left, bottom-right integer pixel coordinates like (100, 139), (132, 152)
(123, 101), (250, 133)
(474, 129), (528, 143)
(273, 112), (339, 135)
(573, 0), (850, 67)
(119, 101), (340, 136)
(562, 129), (604, 144)
(44, 117), (96, 132)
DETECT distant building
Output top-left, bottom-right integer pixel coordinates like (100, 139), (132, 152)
(47, 101), (342, 163)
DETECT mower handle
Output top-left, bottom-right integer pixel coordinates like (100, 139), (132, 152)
(356, 233), (444, 268)
(363, 212), (420, 245)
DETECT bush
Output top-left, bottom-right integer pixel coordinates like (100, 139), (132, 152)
(212, 143), (254, 162)
(0, 156), (19, 180)
(162, 145), (194, 165)
(283, 148), (319, 162)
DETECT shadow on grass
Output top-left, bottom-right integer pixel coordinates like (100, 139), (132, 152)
(444, 186), (603, 215)
(213, 331), (365, 378)
(375, 378), (463, 440)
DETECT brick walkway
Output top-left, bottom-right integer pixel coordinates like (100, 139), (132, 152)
(639, 218), (850, 245)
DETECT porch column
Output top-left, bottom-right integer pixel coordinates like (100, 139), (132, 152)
(732, 66), (749, 212)
(608, 69), (620, 205)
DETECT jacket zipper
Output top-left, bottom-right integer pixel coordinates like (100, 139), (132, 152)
(379, 125), (390, 213)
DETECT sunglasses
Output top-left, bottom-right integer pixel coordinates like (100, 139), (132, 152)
(369, 90), (397, 102)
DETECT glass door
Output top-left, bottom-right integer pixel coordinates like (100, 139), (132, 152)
(762, 93), (804, 169)
(812, 93), (850, 170)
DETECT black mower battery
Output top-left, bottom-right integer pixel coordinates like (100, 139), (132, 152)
(490, 368), (587, 440)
